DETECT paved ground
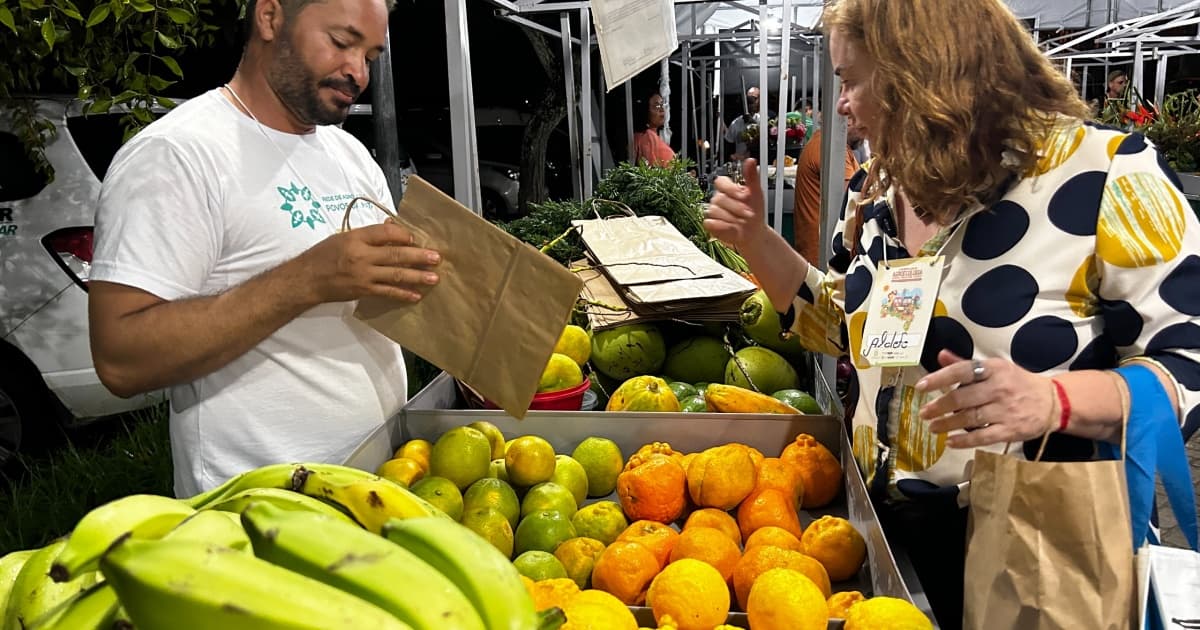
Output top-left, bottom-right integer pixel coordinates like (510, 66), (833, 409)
(1156, 435), (1200, 548)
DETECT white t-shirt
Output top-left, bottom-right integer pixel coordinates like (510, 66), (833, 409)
(92, 89), (408, 498)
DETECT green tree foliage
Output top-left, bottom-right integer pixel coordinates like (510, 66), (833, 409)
(0, 0), (239, 175)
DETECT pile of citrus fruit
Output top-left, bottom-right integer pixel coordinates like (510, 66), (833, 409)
(375, 424), (932, 630)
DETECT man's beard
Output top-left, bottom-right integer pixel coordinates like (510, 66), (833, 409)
(268, 30), (361, 126)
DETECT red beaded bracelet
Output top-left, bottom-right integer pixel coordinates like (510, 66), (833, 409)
(1050, 379), (1071, 432)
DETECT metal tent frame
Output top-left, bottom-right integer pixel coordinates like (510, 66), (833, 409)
(469, 1), (844, 256)
(1043, 0), (1200, 106)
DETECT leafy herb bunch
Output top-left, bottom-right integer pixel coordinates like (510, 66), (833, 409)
(594, 160), (748, 272)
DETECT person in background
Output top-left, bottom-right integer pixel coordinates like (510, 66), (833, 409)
(724, 86), (764, 161)
(791, 125), (863, 265)
(703, 0), (1198, 627)
(1091, 68), (1130, 114)
(1106, 68), (1130, 103)
(88, 0), (441, 498)
(631, 91), (676, 167)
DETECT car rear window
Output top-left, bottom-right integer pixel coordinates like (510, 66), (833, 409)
(65, 113), (130, 181)
(0, 132), (51, 201)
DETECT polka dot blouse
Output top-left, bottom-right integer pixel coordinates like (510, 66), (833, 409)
(781, 120), (1200, 502)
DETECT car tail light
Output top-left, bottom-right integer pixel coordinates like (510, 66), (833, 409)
(42, 226), (93, 290)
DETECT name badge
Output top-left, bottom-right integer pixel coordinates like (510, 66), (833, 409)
(857, 256), (944, 367)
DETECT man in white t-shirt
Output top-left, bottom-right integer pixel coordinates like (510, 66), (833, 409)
(88, 0), (438, 497)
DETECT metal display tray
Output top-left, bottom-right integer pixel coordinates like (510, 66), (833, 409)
(342, 372), (923, 629)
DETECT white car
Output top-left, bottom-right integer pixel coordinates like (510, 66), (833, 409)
(0, 97), (171, 465)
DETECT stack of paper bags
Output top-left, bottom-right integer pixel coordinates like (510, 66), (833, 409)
(572, 214), (756, 331)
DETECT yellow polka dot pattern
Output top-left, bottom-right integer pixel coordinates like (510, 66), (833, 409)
(894, 386), (946, 473)
(849, 311), (868, 368)
(853, 425), (877, 484)
(933, 299), (948, 318)
(1066, 256), (1099, 317)
(1106, 134), (1126, 160)
(1097, 172), (1186, 268)
(1035, 125), (1085, 175)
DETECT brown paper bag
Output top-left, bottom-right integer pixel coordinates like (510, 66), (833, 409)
(963, 436), (1135, 630)
(346, 177), (583, 419)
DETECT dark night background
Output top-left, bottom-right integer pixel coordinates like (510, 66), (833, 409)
(164, 0), (710, 200)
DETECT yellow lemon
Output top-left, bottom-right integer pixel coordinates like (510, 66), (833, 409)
(555, 324), (592, 366)
(375, 457), (425, 488)
(505, 435), (557, 487)
(645, 558), (730, 630)
(746, 568), (828, 630)
(844, 596), (932, 630)
(562, 589), (639, 630)
(540, 353), (585, 393)
(393, 439), (432, 473)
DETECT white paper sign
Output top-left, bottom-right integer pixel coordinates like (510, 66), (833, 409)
(590, 0), (678, 91)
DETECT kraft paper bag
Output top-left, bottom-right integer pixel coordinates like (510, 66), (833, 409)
(963, 439), (1135, 630)
(347, 176), (583, 419)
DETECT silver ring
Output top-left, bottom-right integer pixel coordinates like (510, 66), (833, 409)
(972, 359), (986, 383)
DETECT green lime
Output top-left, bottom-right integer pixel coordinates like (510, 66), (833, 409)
(772, 389), (822, 414)
(409, 476), (464, 521)
(571, 437), (624, 498)
(550, 455), (589, 505)
(512, 550), (568, 581)
(488, 459), (509, 482)
(460, 507), (514, 558)
(520, 482), (578, 520)
(514, 509), (577, 555)
(429, 426), (492, 491)
(462, 477), (521, 529)
(570, 500), (628, 546)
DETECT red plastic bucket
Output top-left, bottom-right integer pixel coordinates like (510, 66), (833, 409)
(483, 378), (592, 412)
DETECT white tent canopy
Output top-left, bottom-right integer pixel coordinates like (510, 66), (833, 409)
(678, 0), (1197, 34)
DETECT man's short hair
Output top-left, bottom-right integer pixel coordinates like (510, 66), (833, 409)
(1107, 69), (1128, 83)
(242, 0), (395, 42)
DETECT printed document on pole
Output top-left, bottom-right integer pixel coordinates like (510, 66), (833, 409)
(590, 0), (678, 91)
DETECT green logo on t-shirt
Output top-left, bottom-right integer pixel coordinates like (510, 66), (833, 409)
(277, 183), (326, 229)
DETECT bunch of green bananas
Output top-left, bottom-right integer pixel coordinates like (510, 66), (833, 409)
(0, 462), (565, 630)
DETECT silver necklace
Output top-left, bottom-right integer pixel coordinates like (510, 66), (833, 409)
(222, 83), (350, 231)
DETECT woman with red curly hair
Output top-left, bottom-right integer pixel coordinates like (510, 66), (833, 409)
(704, 0), (1198, 626)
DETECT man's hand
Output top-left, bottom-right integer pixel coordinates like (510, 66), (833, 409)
(704, 159), (772, 253)
(295, 220), (442, 306)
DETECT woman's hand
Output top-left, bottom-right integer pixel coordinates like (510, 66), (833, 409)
(704, 159), (773, 252)
(915, 349), (1056, 448)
